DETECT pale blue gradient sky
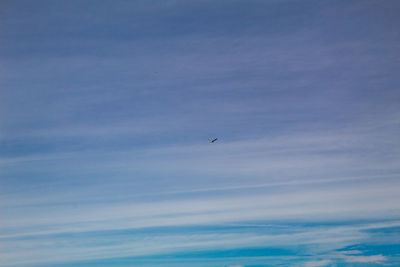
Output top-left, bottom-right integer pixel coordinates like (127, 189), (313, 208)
(1, 0), (400, 266)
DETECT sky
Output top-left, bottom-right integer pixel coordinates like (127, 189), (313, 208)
(0, 0), (400, 266)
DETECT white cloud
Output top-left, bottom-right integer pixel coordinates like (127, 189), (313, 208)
(2, 181), (400, 238)
(304, 251), (388, 266)
(339, 250), (363, 254)
(304, 260), (331, 267)
(341, 254), (387, 263)
(332, 249), (387, 263)
(1, 194), (399, 266)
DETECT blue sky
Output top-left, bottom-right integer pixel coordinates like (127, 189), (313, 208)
(1, 0), (400, 266)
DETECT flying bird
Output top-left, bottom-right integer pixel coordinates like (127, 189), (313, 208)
(209, 138), (218, 143)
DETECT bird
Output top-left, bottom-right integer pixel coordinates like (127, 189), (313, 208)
(209, 138), (218, 143)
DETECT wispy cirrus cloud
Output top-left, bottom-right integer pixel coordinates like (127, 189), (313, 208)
(304, 251), (388, 266)
(304, 260), (331, 267)
(1, 0), (400, 266)
(1, 220), (398, 266)
(340, 254), (387, 263)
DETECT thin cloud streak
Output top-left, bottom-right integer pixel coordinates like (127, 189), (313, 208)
(1, 0), (399, 266)
(1, 220), (398, 266)
(304, 260), (331, 267)
(2, 181), (400, 239)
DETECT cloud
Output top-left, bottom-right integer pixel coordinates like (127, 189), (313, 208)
(1, 1), (400, 266)
(304, 260), (331, 267)
(340, 254), (387, 263)
(339, 250), (363, 254)
(2, 182), (400, 237)
(0, 224), (367, 266)
(304, 254), (387, 266)
(304, 251), (388, 266)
